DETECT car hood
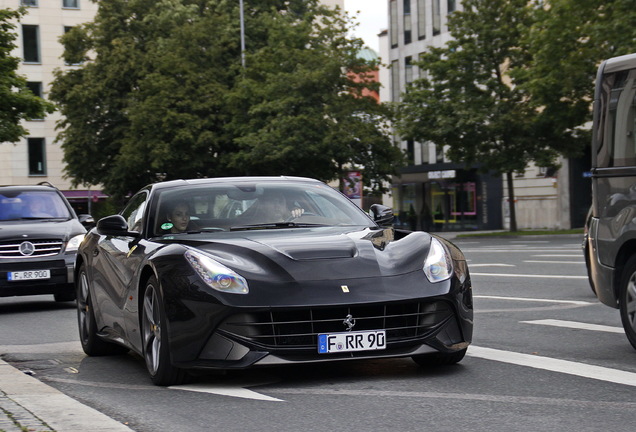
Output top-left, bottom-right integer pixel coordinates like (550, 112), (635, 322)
(0, 219), (86, 241)
(175, 227), (433, 281)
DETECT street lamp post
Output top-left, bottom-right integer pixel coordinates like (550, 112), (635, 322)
(239, 0), (246, 67)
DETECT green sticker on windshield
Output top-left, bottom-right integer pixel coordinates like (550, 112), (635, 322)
(161, 222), (173, 230)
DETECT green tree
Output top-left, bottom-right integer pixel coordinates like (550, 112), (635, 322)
(51, 0), (402, 200)
(0, 8), (54, 144)
(395, 0), (546, 231)
(518, 0), (636, 152)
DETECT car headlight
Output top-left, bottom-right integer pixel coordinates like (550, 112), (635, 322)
(65, 234), (85, 252)
(423, 238), (452, 283)
(184, 249), (249, 294)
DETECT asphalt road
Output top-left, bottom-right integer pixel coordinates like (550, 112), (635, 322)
(1, 235), (635, 432)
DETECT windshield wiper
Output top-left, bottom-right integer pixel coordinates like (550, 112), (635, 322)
(230, 222), (326, 231)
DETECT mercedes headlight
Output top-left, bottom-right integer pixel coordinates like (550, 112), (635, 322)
(185, 249), (249, 294)
(65, 234), (85, 252)
(423, 238), (452, 283)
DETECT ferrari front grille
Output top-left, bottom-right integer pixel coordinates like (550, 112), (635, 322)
(219, 301), (454, 349)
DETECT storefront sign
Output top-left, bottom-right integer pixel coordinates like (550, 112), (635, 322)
(428, 170), (456, 179)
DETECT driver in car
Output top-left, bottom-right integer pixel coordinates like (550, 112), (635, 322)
(240, 191), (304, 223)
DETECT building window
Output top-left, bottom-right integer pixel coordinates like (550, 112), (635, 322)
(421, 142), (430, 164)
(391, 60), (400, 102)
(432, 0), (441, 35)
(435, 143), (444, 163)
(63, 0), (79, 8)
(448, 0), (456, 13)
(26, 81), (42, 98)
(21, 0), (38, 6)
(28, 138), (46, 176)
(22, 25), (40, 63)
(390, 0), (398, 48)
(26, 82), (45, 120)
(405, 56), (413, 85)
(407, 140), (415, 164)
(403, 0), (412, 45)
(417, 0), (426, 40)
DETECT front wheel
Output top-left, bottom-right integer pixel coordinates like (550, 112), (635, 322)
(142, 276), (188, 386)
(619, 256), (636, 350)
(412, 348), (467, 367)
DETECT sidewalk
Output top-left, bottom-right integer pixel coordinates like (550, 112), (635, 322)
(0, 358), (132, 432)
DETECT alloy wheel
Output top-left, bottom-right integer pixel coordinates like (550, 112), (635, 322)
(143, 284), (162, 375)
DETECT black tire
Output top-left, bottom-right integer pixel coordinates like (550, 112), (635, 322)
(142, 276), (188, 386)
(619, 256), (636, 350)
(412, 348), (467, 367)
(76, 264), (128, 356)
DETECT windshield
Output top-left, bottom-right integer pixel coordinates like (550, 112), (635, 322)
(0, 190), (72, 221)
(153, 181), (374, 236)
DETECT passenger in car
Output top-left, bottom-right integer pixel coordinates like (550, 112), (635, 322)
(164, 200), (194, 233)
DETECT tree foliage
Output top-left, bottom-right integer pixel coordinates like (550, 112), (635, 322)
(51, 0), (402, 199)
(0, 7), (55, 144)
(395, 0), (541, 230)
(518, 0), (636, 147)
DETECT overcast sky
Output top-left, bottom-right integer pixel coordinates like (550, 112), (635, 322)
(344, 0), (387, 53)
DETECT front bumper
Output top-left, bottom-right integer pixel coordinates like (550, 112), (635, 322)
(174, 300), (470, 369)
(0, 255), (75, 297)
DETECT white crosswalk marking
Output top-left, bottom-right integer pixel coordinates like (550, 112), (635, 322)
(468, 346), (636, 387)
(521, 319), (623, 333)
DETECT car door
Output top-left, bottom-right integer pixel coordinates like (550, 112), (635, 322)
(91, 191), (149, 337)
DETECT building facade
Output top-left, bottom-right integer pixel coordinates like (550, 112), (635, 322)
(380, 0), (588, 232)
(1, 0), (100, 214)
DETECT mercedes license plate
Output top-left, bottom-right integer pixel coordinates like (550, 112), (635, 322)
(8, 270), (51, 281)
(318, 330), (386, 354)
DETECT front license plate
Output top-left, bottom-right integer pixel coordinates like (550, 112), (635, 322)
(7, 270), (51, 281)
(318, 330), (386, 354)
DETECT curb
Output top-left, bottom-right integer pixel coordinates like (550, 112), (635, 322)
(0, 358), (133, 432)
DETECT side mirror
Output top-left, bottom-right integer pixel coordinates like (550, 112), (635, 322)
(369, 204), (394, 227)
(96, 215), (138, 237)
(78, 214), (95, 229)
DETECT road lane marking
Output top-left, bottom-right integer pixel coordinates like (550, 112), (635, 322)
(474, 295), (593, 305)
(532, 254), (582, 257)
(269, 387), (636, 409)
(471, 272), (587, 279)
(462, 249), (581, 253)
(169, 383), (284, 402)
(521, 319), (624, 333)
(465, 263), (516, 267)
(522, 260), (585, 264)
(467, 346), (636, 387)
